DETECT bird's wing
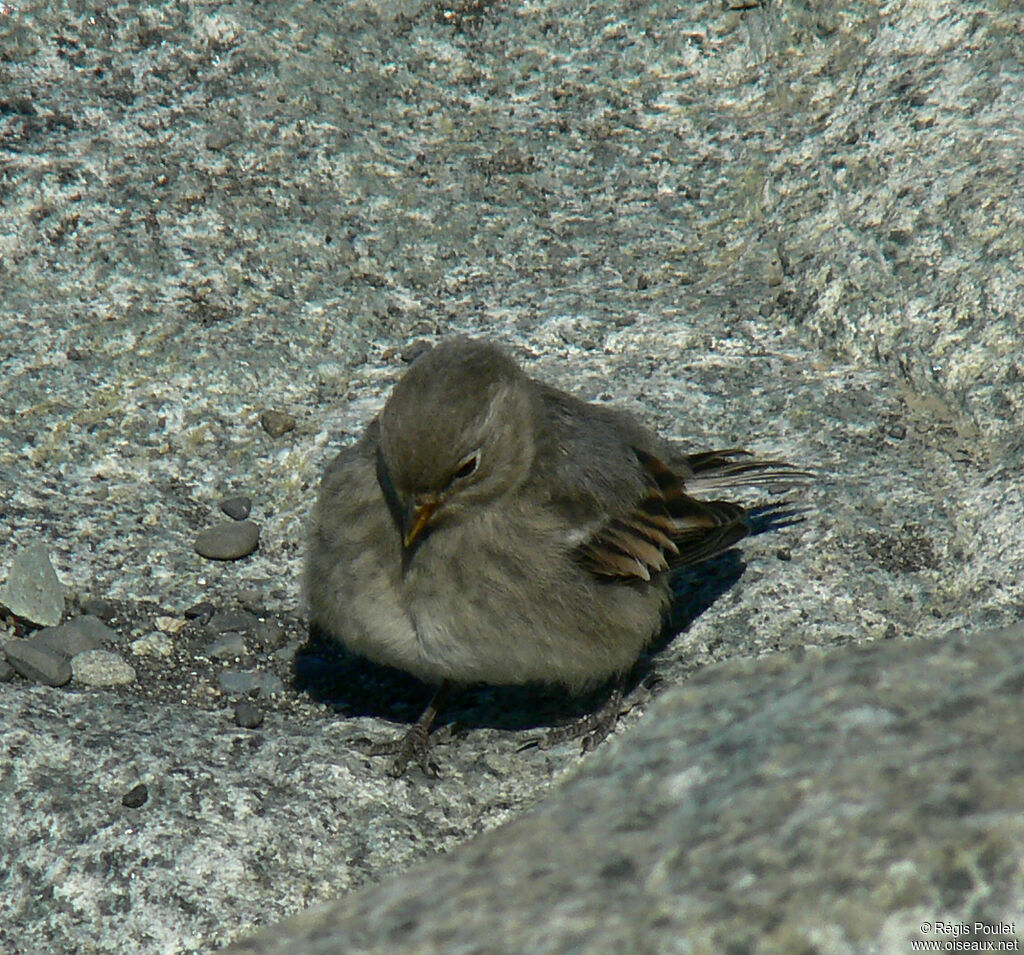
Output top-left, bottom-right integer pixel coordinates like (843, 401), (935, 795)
(530, 386), (756, 583)
(531, 384), (814, 583)
(573, 448), (750, 582)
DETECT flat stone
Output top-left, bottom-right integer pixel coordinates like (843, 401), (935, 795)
(130, 631), (174, 658)
(209, 610), (259, 633)
(194, 521), (260, 561)
(235, 587), (266, 611)
(33, 625), (98, 658)
(69, 614), (119, 642)
(271, 641), (302, 664)
(219, 670), (285, 698)
(0, 543), (64, 626)
(253, 620), (285, 650)
(206, 633), (248, 661)
(71, 650), (137, 687)
(154, 616), (187, 634)
(34, 615), (116, 658)
(4, 639), (72, 686)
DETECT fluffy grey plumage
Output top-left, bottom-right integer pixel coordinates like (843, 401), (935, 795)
(306, 337), (803, 771)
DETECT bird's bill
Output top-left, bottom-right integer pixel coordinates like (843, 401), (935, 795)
(403, 498), (439, 549)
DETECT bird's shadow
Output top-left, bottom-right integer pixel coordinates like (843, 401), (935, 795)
(293, 547), (753, 734)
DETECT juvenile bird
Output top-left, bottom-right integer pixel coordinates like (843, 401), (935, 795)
(306, 338), (804, 775)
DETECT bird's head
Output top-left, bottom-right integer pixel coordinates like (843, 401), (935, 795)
(377, 338), (537, 552)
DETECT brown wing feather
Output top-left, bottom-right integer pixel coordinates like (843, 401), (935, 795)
(576, 448), (752, 581)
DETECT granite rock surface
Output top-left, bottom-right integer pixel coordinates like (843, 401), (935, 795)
(1, 0), (1021, 952)
(226, 624), (1024, 954)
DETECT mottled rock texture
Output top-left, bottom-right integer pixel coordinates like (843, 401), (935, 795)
(2, 0), (1021, 952)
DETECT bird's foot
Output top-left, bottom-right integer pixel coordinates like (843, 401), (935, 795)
(353, 723), (454, 778)
(540, 682), (625, 753)
(351, 681), (455, 778)
(522, 675), (659, 754)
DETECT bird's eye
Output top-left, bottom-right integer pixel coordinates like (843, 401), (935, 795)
(452, 454), (479, 482)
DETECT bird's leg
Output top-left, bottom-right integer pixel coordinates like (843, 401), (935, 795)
(549, 677), (624, 752)
(531, 673), (647, 753)
(355, 680), (455, 778)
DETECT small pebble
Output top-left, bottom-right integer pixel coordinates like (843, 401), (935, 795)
(79, 597), (118, 622)
(259, 409), (296, 437)
(235, 587), (265, 611)
(122, 783), (148, 808)
(219, 669), (284, 698)
(234, 701), (264, 728)
(184, 601), (216, 623)
(219, 496), (252, 520)
(4, 639), (73, 686)
(35, 615), (115, 658)
(0, 542), (65, 627)
(155, 616), (187, 634)
(71, 650), (137, 687)
(0, 658), (15, 681)
(209, 610), (259, 633)
(206, 633), (248, 660)
(272, 640), (302, 664)
(254, 620), (285, 650)
(194, 521), (260, 560)
(130, 631), (174, 658)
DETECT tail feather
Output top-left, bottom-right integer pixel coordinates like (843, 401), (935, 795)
(681, 449), (814, 494)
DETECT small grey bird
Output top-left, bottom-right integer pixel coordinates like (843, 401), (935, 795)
(306, 337), (804, 775)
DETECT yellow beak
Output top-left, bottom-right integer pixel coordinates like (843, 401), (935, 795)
(403, 498), (439, 549)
